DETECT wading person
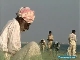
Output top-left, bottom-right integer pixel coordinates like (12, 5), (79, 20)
(39, 39), (47, 52)
(53, 41), (60, 57)
(0, 7), (35, 60)
(47, 31), (54, 54)
(67, 30), (77, 56)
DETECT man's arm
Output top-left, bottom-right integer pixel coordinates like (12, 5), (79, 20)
(0, 21), (12, 52)
(74, 35), (77, 42)
(12, 24), (21, 52)
(8, 22), (21, 55)
(0, 28), (8, 52)
(68, 34), (71, 44)
(47, 35), (49, 40)
(52, 35), (54, 40)
(68, 34), (70, 40)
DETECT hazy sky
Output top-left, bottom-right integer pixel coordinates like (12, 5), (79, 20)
(0, 0), (79, 44)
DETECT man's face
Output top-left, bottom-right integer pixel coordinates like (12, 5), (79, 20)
(49, 33), (52, 35)
(20, 20), (31, 31)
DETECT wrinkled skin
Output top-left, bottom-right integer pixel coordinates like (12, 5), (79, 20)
(20, 20), (31, 31)
(16, 16), (31, 31)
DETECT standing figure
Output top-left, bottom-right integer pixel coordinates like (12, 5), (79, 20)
(53, 41), (60, 57)
(39, 39), (47, 52)
(47, 31), (54, 52)
(0, 7), (35, 60)
(53, 41), (60, 52)
(67, 30), (77, 56)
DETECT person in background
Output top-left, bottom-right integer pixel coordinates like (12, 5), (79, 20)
(67, 30), (77, 56)
(0, 7), (35, 60)
(39, 39), (47, 52)
(53, 41), (60, 52)
(52, 41), (60, 56)
(47, 31), (54, 53)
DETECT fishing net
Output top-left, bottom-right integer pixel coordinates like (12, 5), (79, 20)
(10, 41), (43, 60)
(0, 51), (5, 60)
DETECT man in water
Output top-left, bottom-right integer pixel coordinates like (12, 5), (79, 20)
(0, 7), (35, 60)
(39, 39), (47, 52)
(67, 30), (77, 56)
(47, 31), (54, 52)
(53, 41), (60, 56)
(53, 41), (60, 52)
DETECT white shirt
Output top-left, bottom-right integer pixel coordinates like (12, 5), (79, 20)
(68, 33), (77, 45)
(0, 18), (21, 54)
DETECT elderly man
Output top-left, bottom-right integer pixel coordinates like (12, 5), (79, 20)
(67, 30), (77, 56)
(0, 7), (35, 60)
(47, 31), (54, 51)
(39, 39), (47, 52)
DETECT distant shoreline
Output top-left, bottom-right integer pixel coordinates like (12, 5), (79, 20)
(21, 42), (80, 45)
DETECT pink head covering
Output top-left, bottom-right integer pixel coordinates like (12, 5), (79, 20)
(17, 7), (35, 23)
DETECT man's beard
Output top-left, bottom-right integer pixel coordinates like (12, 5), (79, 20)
(21, 27), (29, 32)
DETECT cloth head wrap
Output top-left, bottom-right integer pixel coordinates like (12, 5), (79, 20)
(17, 7), (35, 23)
